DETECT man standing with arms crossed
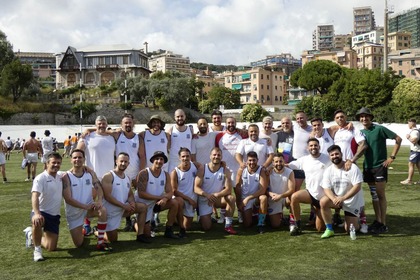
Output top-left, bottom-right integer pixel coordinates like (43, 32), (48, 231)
(356, 107), (401, 234)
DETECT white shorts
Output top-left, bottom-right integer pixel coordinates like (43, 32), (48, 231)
(198, 197), (213, 217)
(243, 197), (257, 211)
(342, 204), (362, 218)
(268, 198), (286, 215)
(0, 154), (5, 165)
(106, 208), (125, 231)
(183, 200), (195, 218)
(66, 208), (88, 230)
(135, 196), (155, 223)
(26, 153), (38, 163)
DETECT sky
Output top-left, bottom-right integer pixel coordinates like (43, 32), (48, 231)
(0, 0), (418, 65)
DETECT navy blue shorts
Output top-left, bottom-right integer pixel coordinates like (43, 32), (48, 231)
(31, 211), (60, 235)
(293, 170), (306, 179)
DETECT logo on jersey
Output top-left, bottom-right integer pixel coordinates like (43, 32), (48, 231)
(132, 143), (137, 148)
(126, 182), (130, 189)
(187, 134), (191, 139)
(218, 174), (224, 181)
(160, 180), (165, 186)
(161, 138), (165, 143)
(85, 179), (91, 185)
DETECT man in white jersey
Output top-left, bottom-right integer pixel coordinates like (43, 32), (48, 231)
(208, 110), (225, 132)
(320, 145), (365, 239)
(167, 109), (193, 172)
(102, 152), (149, 243)
(267, 153), (295, 229)
(136, 151), (183, 239)
(310, 118), (335, 154)
(29, 152), (63, 262)
(139, 115), (170, 170)
(194, 147), (237, 234)
(288, 138), (331, 236)
(260, 116), (278, 145)
(5, 136), (12, 161)
(235, 124), (274, 169)
(77, 115), (115, 180)
(235, 151), (268, 233)
(171, 148), (201, 235)
(191, 117), (218, 165)
(41, 130), (54, 169)
(62, 149), (110, 250)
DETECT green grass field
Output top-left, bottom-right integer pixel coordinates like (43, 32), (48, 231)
(1, 147), (420, 280)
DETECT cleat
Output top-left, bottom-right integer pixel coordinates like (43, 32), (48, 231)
(217, 216), (225, 224)
(178, 228), (187, 238)
(82, 224), (92, 236)
(371, 224), (388, 234)
(224, 226), (238, 235)
(24, 227), (33, 248)
(33, 247), (44, 262)
(136, 234), (152, 243)
(290, 225), (301, 236)
(321, 229), (335, 239)
(360, 223), (368, 234)
(96, 242), (113, 251)
(257, 225), (265, 234)
(164, 228), (179, 239)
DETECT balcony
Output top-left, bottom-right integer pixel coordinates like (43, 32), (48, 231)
(96, 64), (119, 70)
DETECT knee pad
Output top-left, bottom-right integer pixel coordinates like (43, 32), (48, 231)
(369, 185), (379, 201)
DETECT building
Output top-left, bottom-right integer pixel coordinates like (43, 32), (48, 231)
(55, 44), (150, 89)
(301, 47), (358, 69)
(15, 51), (56, 87)
(383, 31), (412, 51)
(250, 53), (302, 77)
(353, 43), (384, 70)
(352, 30), (384, 48)
(389, 48), (420, 80)
(353, 6), (376, 35)
(223, 68), (287, 105)
(148, 50), (191, 74)
(312, 24), (335, 50)
(334, 34), (352, 49)
(389, 7), (420, 48)
(192, 68), (224, 98)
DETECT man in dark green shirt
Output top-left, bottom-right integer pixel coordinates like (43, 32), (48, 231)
(356, 107), (402, 234)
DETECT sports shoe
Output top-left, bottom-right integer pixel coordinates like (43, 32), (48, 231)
(82, 224), (92, 236)
(360, 223), (368, 234)
(178, 228), (187, 238)
(24, 178), (31, 182)
(224, 226), (238, 235)
(217, 215), (225, 224)
(333, 213), (344, 227)
(123, 217), (133, 232)
(23, 227), (33, 248)
(321, 229), (335, 239)
(33, 247), (44, 262)
(257, 225), (265, 234)
(97, 242), (113, 251)
(164, 228), (179, 239)
(136, 234), (152, 243)
(368, 220), (381, 232)
(371, 224), (389, 234)
(290, 225), (301, 236)
(400, 179), (413, 185)
(211, 213), (218, 223)
(237, 212), (243, 224)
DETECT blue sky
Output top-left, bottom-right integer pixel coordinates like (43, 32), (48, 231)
(0, 0), (417, 65)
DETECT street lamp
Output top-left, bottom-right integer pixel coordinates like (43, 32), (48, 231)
(79, 63), (83, 132)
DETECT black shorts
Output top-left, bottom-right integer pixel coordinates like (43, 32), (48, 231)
(307, 191), (320, 209)
(344, 211), (357, 217)
(363, 165), (388, 183)
(293, 170), (306, 179)
(31, 211), (60, 235)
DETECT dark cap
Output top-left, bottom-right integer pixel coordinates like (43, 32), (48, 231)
(149, 151), (168, 164)
(147, 115), (165, 129)
(355, 107), (374, 120)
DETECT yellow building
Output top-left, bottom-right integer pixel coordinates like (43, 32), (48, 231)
(301, 47), (357, 69)
(389, 48), (420, 80)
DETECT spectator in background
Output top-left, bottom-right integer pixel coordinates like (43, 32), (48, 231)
(400, 118), (420, 185)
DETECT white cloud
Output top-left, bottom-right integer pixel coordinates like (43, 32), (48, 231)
(0, 0), (417, 65)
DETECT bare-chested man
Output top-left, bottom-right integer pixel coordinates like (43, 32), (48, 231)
(22, 131), (43, 182)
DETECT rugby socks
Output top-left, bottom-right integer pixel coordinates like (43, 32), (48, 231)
(360, 207), (367, 224)
(84, 218), (91, 227)
(225, 217), (233, 227)
(289, 214), (296, 226)
(96, 222), (107, 245)
(326, 223), (333, 231)
(257, 214), (266, 226)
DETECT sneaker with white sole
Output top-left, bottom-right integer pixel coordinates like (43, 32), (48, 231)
(360, 223), (368, 234)
(33, 247), (44, 262)
(23, 227), (33, 248)
(217, 215), (225, 224)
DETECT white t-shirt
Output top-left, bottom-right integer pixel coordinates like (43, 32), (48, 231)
(322, 163), (364, 213)
(41, 136), (54, 154)
(334, 127), (365, 161)
(409, 129), (420, 152)
(191, 132), (218, 165)
(292, 124), (312, 159)
(32, 170), (64, 216)
(216, 131), (243, 183)
(115, 132), (140, 181)
(288, 153), (331, 200)
(236, 138), (274, 166)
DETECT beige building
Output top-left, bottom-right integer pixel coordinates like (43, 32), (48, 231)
(16, 51), (56, 87)
(354, 6), (376, 35)
(389, 48), (420, 80)
(334, 34), (352, 49)
(353, 43), (383, 69)
(224, 68), (287, 105)
(301, 47), (358, 69)
(192, 68), (224, 97)
(312, 24), (335, 50)
(383, 31), (412, 52)
(56, 44), (150, 89)
(148, 50), (191, 75)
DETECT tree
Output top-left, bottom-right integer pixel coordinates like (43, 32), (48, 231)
(241, 104), (270, 122)
(199, 85), (241, 113)
(0, 30), (15, 72)
(1, 59), (33, 102)
(391, 78), (420, 122)
(290, 60), (343, 95)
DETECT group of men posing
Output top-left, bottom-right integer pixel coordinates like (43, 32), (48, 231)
(28, 107), (402, 262)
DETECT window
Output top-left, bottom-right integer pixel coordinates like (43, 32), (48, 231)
(123, 56), (129, 64)
(411, 60), (415, 66)
(275, 96), (278, 101)
(275, 85), (278, 90)
(399, 70), (402, 76)
(105, 56), (111, 65)
(253, 84), (257, 90)
(280, 96), (282, 101)
(399, 61), (402, 66)
(267, 95), (270, 101)
(267, 75), (269, 80)
(267, 85), (269, 90)
(253, 74), (257, 79)
(275, 75), (277, 80)
(260, 84), (264, 89)
(261, 74), (263, 79)
(411, 70), (415, 76)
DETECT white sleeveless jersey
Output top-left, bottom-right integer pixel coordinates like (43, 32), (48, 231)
(241, 166), (263, 197)
(144, 130), (168, 167)
(83, 132), (115, 180)
(175, 163), (198, 200)
(103, 171), (131, 217)
(334, 127), (365, 161)
(136, 168), (166, 206)
(315, 128), (334, 155)
(269, 167), (293, 195)
(64, 171), (94, 216)
(169, 126), (193, 164)
(202, 164), (225, 194)
(116, 133), (140, 181)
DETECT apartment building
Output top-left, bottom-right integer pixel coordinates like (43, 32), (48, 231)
(148, 50), (191, 75)
(389, 48), (420, 80)
(312, 24), (335, 50)
(15, 51), (56, 86)
(250, 53), (302, 76)
(384, 31), (412, 51)
(192, 68), (224, 97)
(56, 44), (150, 89)
(354, 6), (376, 35)
(334, 34), (352, 49)
(389, 7), (420, 48)
(352, 30), (384, 48)
(224, 68), (287, 105)
(353, 43), (384, 70)
(301, 47), (358, 69)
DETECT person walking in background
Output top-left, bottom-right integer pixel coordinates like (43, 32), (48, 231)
(400, 118), (420, 185)
(41, 130), (54, 170)
(22, 131), (43, 182)
(5, 136), (12, 160)
(62, 136), (71, 158)
(0, 132), (8, 183)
